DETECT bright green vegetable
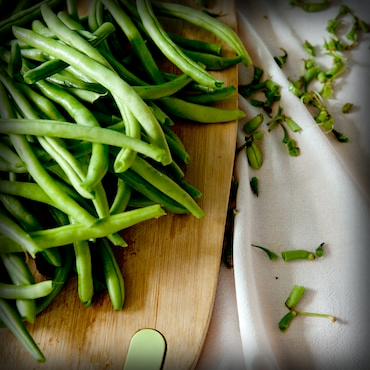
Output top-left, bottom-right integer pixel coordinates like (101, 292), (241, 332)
(281, 249), (315, 261)
(0, 298), (45, 362)
(0, 280), (54, 300)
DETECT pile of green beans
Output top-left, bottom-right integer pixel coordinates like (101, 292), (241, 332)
(0, 0), (251, 362)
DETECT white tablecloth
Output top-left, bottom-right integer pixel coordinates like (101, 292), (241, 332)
(197, 0), (370, 369)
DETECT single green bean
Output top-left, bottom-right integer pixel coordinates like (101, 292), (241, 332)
(0, 118), (167, 164)
(70, 218), (94, 307)
(181, 48), (243, 70)
(159, 96), (245, 123)
(133, 73), (193, 100)
(109, 178), (131, 215)
(182, 85), (237, 105)
(152, 1), (253, 67)
(0, 180), (56, 207)
(112, 99), (140, 173)
(0, 298), (45, 362)
(137, 0), (224, 89)
(167, 32), (222, 56)
(0, 280), (54, 300)
(12, 25), (172, 165)
(97, 238), (125, 310)
(0, 205), (166, 253)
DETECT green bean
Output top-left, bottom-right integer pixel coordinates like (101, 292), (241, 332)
(159, 96), (245, 123)
(182, 85), (237, 105)
(8, 42), (22, 79)
(109, 178), (131, 215)
(31, 19), (56, 37)
(113, 168), (188, 215)
(69, 218), (94, 306)
(130, 156), (204, 218)
(101, 0), (165, 84)
(167, 32), (222, 56)
(0, 298), (45, 362)
(152, 1), (253, 67)
(112, 100), (140, 173)
(281, 249), (315, 261)
(0, 180), (56, 207)
(96, 238), (125, 310)
(1, 253), (36, 324)
(133, 73), (193, 100)
(64, 87), (107, 104)
(12, 25), (172, 165)
(0, 210), (42, 257)
(181, 48), (243, 70)
(0, 0), (62, 39)
(0, 280), (54, 300)
(0, 205), (166, 253)
(137, 0), (224, 89)
(45, 69), (107, 93)
(0, 118), (168, 164)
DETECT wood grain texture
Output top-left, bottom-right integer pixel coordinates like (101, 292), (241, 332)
(0, 1), (239, 369)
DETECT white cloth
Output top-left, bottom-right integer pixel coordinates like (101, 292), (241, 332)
(197, 1), (370, 369)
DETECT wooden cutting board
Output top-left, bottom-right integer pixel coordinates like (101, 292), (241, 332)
(0, 1), (239, 369)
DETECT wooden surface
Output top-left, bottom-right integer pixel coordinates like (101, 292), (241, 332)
(0, 1), (239, 369)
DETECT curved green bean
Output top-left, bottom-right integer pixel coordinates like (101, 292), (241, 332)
(181, 48), (243, 70)
(0, 281), (54, 300)
(134, 73), (193, 100)
(159, 96), (245, 123)
(0, 205), (166, 254)
(0, 118), (167, 164)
